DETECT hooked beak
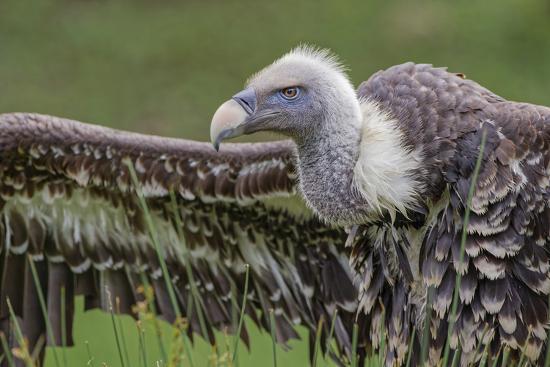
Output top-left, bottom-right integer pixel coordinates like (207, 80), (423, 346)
(210, 88), (257, 151)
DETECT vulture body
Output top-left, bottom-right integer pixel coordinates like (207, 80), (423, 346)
(1, 47), (550, 366)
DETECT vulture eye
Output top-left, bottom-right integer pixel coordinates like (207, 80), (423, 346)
(280, 87), (300, 100)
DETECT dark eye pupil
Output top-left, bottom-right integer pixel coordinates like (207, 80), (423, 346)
(285, 88), (295, 97)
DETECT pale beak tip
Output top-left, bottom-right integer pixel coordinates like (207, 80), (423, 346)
(210, 98), (249, 149)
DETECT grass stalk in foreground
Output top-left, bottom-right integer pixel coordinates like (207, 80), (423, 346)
(168, 190), (209, 342)
(125, 161), (182, 318)
(471, 324), (490, 363)
(404, 328), (416, 367)
(350, 323), (358, 367)
(136, 321), (147, 367)
(478, 340), (491, 367)
(137, 273), (169, 363)
(30, 335), (45, 363)
(173, 317), (195, 367)
(26, 255), (61, 367)
(441, 129), (487, 365)
(229, 284), (239, 367)
(168, 318), (186, 367)
(516, 333), (531, 367)
(128, 162), (194, 365)
(0, 333), (15, 367)
(450, 346), (461, 367)
(489, 344), (504, 367)
(169, 188), (219, 367)
(115, 297), (131, 367)
(324, 309), (337, 360)
(312, 316), (324, 367)
(222, 327), (233, 367)
(106, 289), (127, 367)
(84, 340), (94, 367)
(6, 299), (32, 367)
(501, 347), (510, 367)
(232, 264), (250, 364)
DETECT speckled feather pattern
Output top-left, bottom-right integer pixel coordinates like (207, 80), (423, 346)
(0, 113), (358, 363)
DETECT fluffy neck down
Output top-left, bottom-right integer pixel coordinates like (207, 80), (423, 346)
(295, 100), (423, 225)
(352, 100), (423, 220)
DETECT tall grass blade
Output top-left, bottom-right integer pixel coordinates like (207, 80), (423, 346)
(6, 299), (32, 367)
(450, 346), (461, 367)
(129, 163), (201, 366)
(221, 327), (233, 367)
(126, 161), (182, 317)
(441, 129), (487, 365)
(178, 320), (195, 367)
(60, 286), (68, 367)
(471, 324), (489, 363)
(0, 332), (15, 367)
(106, 288), (127, 367)
(26, 255), (61, 367)
(501, 347), (510, 367)
(84, 340), (95, 367)
(230, 283), (239, 367)
(136, 321), (147, 367)
(268, 309), (278, 367)
(490, 344), (504, 367)
(232, 264), (250, 363)
(29, 334), (45, 362)
(479, 331), (495, 367)
(138, 273), (168, 363)
(168, 318), (185, 367)
(404, 328), (416, 367)
(312, 316), (324, 367)
(350, 323), (359, 367)
(168, 190), (208, 342)
(324, 309), (338, 361)
(517, 338), (529, 367)
(116, 297), (131, 366)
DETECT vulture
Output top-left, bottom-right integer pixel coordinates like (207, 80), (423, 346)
(1, 46), (550, 366)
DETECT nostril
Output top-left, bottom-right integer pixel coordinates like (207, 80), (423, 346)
(238, 98), (253, 112)
(232, 88), (257, 115)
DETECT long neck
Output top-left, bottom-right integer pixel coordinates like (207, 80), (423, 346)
(295, 108), (368, 225)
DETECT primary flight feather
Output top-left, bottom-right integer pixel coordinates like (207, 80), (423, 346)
(1, 46), (549, 366)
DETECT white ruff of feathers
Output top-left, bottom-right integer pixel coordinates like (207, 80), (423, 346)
(352, 100), (423, 219)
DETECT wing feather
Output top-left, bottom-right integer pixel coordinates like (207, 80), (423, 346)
(0, 113), (358, 364)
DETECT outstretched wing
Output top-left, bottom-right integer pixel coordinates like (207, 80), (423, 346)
(0, 113), (357, 363)
(354, 62), (550, 365)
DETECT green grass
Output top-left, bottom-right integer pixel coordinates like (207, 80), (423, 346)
(40, 300), (316, 367)
(1, 0), (550, 141)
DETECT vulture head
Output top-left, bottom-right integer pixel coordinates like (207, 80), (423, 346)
(211, 46), (422, 225)
(211, 46), (362, 149)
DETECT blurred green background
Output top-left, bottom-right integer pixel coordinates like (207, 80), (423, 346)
(1, 0), (550, 365)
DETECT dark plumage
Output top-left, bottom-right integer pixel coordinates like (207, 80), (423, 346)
(1, 47), (550, 366)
